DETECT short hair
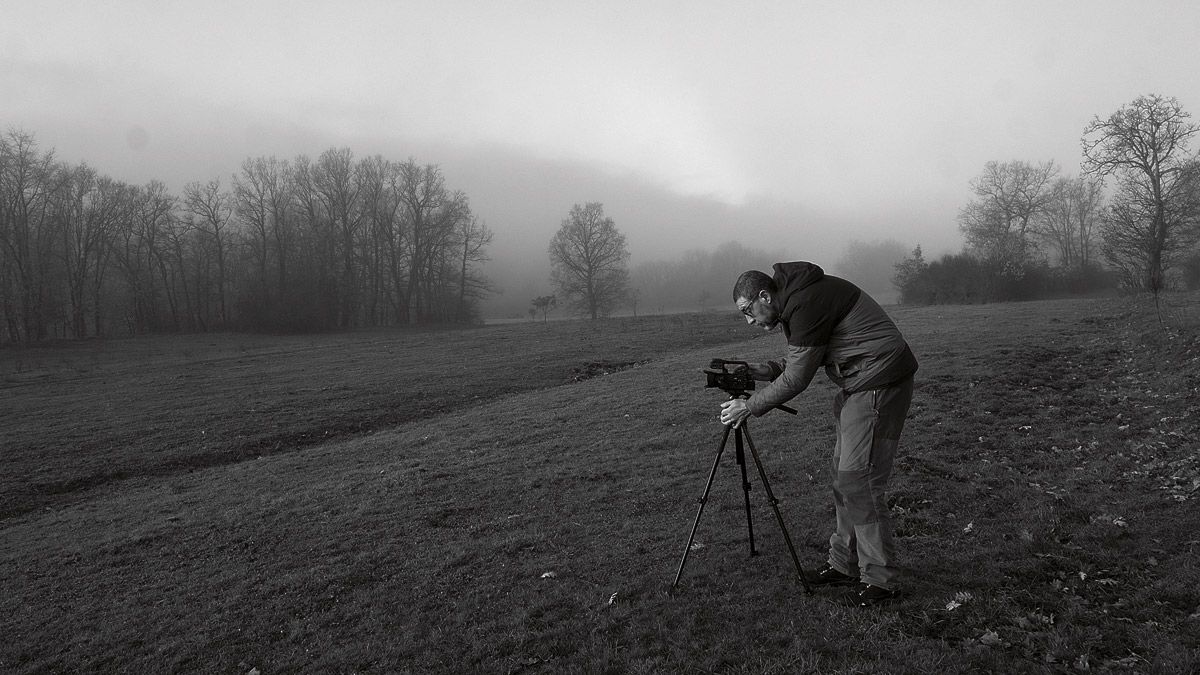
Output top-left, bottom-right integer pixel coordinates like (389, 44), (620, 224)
(732, 270), (775, 302)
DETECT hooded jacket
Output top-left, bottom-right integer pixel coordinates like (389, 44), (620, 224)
(746, 261), (918, 416)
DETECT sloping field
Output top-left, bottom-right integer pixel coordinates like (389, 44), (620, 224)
(2, 296), (1198, 673)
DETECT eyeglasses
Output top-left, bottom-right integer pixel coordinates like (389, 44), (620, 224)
(738, 298), (756, 317)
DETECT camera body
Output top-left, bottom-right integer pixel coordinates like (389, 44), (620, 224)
(704, 358), (754, 397)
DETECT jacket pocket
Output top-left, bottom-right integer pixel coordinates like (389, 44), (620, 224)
(834, 357), (863, 379)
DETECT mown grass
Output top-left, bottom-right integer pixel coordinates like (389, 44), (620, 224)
(0, 313), (754, 519)
(2, 295), (1198, 674)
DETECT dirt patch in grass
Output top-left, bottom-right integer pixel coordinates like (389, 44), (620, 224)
(568, 360), (646, 382)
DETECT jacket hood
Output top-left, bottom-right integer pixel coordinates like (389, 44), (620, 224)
(772, 262), (825, 311)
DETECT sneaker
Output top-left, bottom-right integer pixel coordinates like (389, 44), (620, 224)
(849, 582), (900, 607)
(804, 563), (858, 587)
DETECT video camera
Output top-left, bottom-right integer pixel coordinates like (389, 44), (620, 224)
(703, 358), (797, 414)
(703, 358), (755, 396)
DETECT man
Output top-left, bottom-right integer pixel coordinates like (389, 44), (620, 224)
(718, 261), (918, 607)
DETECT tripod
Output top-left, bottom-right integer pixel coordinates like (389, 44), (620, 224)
(670, 413), (812, 594)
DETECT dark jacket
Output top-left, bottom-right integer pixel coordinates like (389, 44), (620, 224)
(747, 262), (918, 416)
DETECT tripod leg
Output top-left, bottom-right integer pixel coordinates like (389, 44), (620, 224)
(741, 424), (813, 594)
(670, 424), (733, 592)
(735, 427), (758, 556)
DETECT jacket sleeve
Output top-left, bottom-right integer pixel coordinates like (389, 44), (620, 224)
(746, 344), (825, 416)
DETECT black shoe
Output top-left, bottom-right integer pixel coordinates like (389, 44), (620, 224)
(804, 563), (858, 587)
(849, 583), (900, 607)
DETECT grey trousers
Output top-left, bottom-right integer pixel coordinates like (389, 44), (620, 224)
(827, 377), (914, 589)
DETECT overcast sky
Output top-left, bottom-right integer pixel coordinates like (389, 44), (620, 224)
(5, 0), (1200, 308)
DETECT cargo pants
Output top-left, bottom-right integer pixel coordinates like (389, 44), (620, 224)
(827, 376), (914, 590)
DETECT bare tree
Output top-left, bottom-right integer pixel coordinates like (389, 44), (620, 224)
(1098, 164), (1200, 291)
(1034, 176), (1105, 270)
(313, 148), (363, 327)
(112, 181), (175, 333)
(356, 155), (404, 325)
(2, 131), (493, 340)
(182, 178), (234, 327)
(548, 202), (629, 319)
(290, 154), (340, 327)
(1083, 95), (1200, 300)
(53, 165), (132, 337)
(396, 160), (447, 323)
(417, 190), (471, 322)
(959, 160), (1058, 272)
(531, 294), (556, 322)
(453, 214), (493, 319)
(0, 130), (66, 341)
(233, 156), (298, 328)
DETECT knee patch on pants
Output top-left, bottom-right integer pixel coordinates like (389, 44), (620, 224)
(835, 469), (879, 525)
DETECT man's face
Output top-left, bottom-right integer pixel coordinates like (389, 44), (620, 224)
(735, 291), (779, 331)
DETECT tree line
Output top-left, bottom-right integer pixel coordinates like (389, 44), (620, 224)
(895, 94), (1200, 305)
(0, 130), (493, 343)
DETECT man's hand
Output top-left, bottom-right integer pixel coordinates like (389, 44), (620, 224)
(719, 398), (751, 428)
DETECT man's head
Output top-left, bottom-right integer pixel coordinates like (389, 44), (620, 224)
(732, 270), (780, 330)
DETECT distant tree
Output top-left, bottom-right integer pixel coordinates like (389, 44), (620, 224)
(837, 238), (909, 303)
(922, 253), (993, 304)
(548, 202), (629, 319)
(233, 155), (298, 329)
(1183, 250), (1200, 290)
(354, 154), (400, 327)
(313, 148), (363, 327)
(453, 215), (493, 321)
(628, 240), (774, 314)
(112, 180), (176, 333)
(530, 294), (556, 322)
(53, 165), (133, 337)
(396, 160), (448, 324)
(181, 178), (234, 327)
(0, 130), (64, 342)
(959, 160), (1059, 273)
(0, 127), (490, 341)
(1034, 176), (1104, 270)
(892, 245), (928, 305)
(1083, 94), (1200, 299)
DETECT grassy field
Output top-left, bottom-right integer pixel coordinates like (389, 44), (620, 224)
(2, 295), (1198, 673)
